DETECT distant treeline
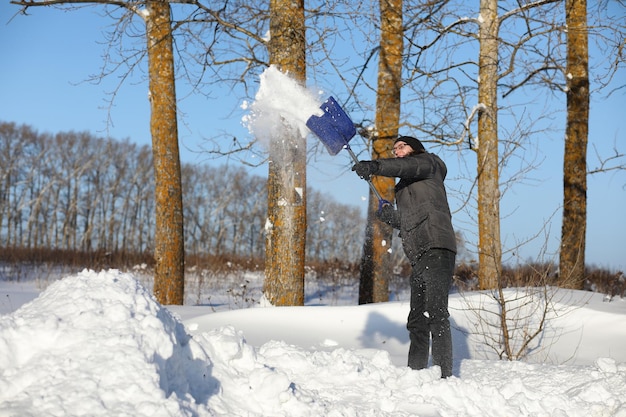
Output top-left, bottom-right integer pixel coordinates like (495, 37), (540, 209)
(0, 121), (366, 264)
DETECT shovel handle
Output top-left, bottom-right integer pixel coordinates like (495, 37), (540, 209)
(345, 145), (391, 206)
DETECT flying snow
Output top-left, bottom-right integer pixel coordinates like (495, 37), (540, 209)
(241, 65), (323, 148)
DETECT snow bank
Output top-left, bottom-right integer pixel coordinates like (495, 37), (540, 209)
(0, 270), (216, 416)
(1, 270), (626, 416)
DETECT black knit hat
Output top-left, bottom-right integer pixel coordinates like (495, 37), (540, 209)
(395, 136), (425, 153)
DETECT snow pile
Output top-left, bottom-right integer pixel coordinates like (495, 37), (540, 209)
(0, 270), (215, 416)
(1, 269), (626, 416)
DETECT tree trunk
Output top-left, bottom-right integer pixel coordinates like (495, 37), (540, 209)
(263, 0), (306, 306)
(146, 0), (185, 305)
(477, 0), (502, 289)
(560, 0), (588, 289)
(359, 0), (403, 304)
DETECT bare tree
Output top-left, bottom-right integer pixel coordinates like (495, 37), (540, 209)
(144, 0), (185, 304)
(559, 0), (589, 289)
(358, 0), (403, 304)
(11, 0), (186, 304)
(0, 123), (30, 246)
(557, 1), (626, 287)
(460, 267), (564, 361)
(262, 0), (307, 306)
(474, 0), (502, 289)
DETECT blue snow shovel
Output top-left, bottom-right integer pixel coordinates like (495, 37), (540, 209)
(306, 96), (391, 208)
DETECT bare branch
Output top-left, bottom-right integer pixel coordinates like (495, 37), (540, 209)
(588, 144), (626, 175)
(499, 0), (561, 24)
(181, 0), (268, 46)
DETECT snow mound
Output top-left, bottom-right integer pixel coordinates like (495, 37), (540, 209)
(0, 269), (216, 416)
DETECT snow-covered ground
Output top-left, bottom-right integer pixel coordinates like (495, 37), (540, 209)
(1, 268), (625, 416)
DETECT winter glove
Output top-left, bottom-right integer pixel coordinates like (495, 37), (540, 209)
(376, 203), (396, 224)
(351, 160), (380, 179)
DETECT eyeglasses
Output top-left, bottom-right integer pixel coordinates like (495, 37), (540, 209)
(392, 143), (410, 155)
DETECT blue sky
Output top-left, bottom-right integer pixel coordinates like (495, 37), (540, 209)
(1, 3), (624, 272)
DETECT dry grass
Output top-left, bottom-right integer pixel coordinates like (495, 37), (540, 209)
(1, 247), (623, 300)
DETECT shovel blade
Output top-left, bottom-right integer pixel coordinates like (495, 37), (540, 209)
(306, 96), (356, 155)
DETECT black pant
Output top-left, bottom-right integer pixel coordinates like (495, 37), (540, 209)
(406, 248), (455, 378)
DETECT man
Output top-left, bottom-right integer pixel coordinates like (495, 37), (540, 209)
(352, 135), (457, 378)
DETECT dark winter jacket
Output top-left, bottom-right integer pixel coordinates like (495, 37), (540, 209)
(376, 152), (456, 262)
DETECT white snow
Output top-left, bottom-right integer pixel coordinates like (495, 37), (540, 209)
(241, 65), (323, 148)
(137, 8), (149, 19)
(1, 269), (626, 417)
